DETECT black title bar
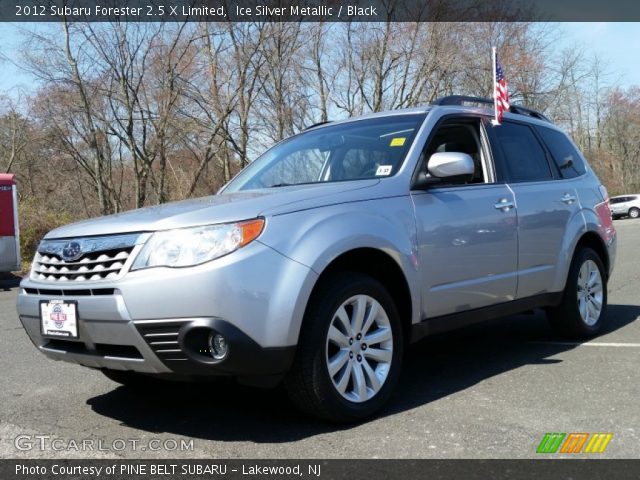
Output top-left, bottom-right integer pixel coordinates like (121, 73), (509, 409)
(3, 460), (640, 480)
(3, 0), (640, 22)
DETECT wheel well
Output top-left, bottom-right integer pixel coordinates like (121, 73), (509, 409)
(575, 232), (610, 278)
(311, 248), (413, 341)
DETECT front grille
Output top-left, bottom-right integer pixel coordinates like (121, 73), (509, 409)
(135, 321), (188, 363)
(31, 233), (143, 283)
(23, 287), (116, 296)
(32, 248), (133, 282)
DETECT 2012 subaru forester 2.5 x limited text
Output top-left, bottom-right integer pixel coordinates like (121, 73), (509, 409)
(17, 96), (616, 422)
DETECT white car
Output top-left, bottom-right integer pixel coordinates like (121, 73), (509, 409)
(610, 195), (640, 219)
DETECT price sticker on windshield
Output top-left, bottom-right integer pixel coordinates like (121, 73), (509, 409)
(376, 165), (393, 176)
(389, 137), (406, 147)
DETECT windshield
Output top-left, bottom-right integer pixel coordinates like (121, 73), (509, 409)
(224, 114), (426, 192)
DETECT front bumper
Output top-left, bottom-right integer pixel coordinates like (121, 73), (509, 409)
(16, 241), (316, 378)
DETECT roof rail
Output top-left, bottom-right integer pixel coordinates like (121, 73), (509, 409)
(432, 95), (551, 123)
(432, 95), (494, 107)
(305, 121), (332, 130)
(508, 105), (551, 122)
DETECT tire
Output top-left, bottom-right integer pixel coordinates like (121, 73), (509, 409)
(629, 207), (640, 219)
(285, 272), (404, 423)
(547, 247), (608, 338)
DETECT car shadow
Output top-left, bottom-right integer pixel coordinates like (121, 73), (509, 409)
(0, 273), (21, 291)
(87, 303), (640, 443)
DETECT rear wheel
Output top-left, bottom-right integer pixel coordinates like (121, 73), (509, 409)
(285, 272), (403, 423)
(629, 207), (640, 219)
(547, 247), (608, 338)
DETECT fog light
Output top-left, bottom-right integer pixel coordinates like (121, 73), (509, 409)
(208, 333), (228, 360)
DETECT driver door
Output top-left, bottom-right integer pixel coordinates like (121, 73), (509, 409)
(411, 116), (518, 318)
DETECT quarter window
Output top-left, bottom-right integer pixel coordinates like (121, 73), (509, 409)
(491, 122), (552, 183)
(535, 126), (587, 179)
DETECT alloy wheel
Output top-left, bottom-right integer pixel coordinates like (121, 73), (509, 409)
(325, 294), (393, 403)
(576, 259), (604, 326)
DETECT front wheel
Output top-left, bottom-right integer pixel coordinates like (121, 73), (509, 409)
(547, 247), (608, 338)
(285, 272), (403, 423)
(629, 207), (640, 219)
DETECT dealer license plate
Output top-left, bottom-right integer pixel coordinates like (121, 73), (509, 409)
(40, 300), (79, 339)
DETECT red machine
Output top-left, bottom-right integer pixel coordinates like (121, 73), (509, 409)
(0, 173), (20, 272)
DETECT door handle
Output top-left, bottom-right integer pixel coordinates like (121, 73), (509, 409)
(561, 193), (576, 204)
(494, 198), (515, 211)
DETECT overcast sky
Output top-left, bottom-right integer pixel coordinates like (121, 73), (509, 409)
(0, 22), (638, 98)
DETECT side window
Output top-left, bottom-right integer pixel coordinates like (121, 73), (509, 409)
(422, 119), (488, 184)
(491, 122), (552, 183)
(535, 126), (587, 179)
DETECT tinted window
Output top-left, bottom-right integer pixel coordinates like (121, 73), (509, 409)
(536, 126), (587, 179)
(610, 197), (625, 204)
(424, 121), (486, 184)
(492, 122), (552, 183)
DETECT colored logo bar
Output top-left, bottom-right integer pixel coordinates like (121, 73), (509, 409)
(537, 433), (612, 454)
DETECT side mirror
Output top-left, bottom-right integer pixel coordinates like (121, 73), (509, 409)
(413, 152), (475, 189)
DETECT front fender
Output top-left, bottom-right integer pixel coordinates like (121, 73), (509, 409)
(258, 196), (421, 335)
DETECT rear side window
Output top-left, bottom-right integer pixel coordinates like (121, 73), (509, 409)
(491, 122), (552, 183)
(610, 197), (625, 204)
(535, 126), (587, 179)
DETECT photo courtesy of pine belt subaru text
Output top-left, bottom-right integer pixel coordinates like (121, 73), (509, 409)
(16, 96), (616, 422)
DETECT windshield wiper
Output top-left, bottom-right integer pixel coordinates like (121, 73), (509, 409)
(268, 183), (293, 188)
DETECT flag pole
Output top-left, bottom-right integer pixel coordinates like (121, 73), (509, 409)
(491, 46), (499, 125)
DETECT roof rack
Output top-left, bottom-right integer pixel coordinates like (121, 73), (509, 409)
(305, 121), (333, 130)
(432, 95), (551, 123)
(432, 95), (494, 107)
(508, 105), (551, 123)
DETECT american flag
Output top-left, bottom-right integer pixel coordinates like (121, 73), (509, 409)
(494, 50), (510, 124)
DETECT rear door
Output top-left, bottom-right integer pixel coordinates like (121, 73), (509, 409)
(411, 115), (518, 318)
(487, 121), (582, 299)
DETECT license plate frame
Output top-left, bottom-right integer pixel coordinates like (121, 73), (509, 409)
(40, 299), (79, 339)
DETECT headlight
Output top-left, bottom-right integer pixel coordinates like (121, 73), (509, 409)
(131, 218), (264, 270)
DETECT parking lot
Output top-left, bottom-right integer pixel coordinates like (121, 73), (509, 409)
(1, 219), (639, 459)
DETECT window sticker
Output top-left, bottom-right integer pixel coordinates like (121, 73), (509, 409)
(389, 137), (406, 147)
(375, 165), (393, 176)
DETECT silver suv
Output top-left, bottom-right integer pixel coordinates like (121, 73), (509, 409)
(17, 96), (616, 422)
(610, 194), (640, 219)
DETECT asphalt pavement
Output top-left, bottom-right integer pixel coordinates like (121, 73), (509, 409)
(1, 219), (639, 459)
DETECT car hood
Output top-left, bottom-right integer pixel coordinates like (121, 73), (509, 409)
(45, 180), (381, 239)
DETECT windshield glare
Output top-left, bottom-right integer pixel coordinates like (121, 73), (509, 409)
(224, 114), (426, 192)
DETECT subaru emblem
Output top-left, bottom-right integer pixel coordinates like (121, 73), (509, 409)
(62, 241), (82, 261)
